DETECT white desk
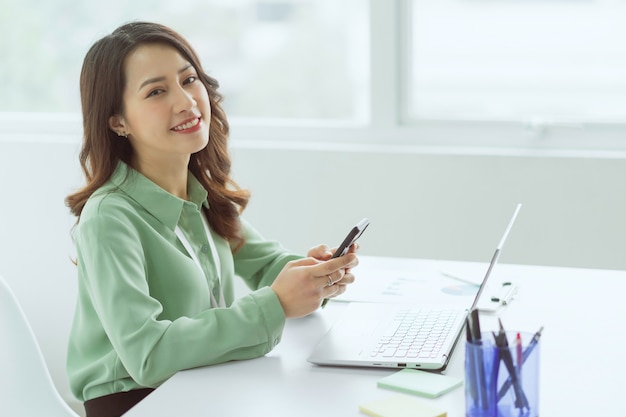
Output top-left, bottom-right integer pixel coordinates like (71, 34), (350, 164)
(125, 257), (626, 416)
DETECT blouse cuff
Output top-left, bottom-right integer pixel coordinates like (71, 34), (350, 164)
(250, 286), (286, 349)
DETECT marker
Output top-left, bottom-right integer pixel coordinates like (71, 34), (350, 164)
(469, 309), (489, 410)
(515, 332), (523, 376)
(465, 316), (479, 406)
(498, 326), (544, 401)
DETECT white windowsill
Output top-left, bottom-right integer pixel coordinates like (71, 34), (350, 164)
(2, 112), (626, 160)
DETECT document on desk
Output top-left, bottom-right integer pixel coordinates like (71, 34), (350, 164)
(335, 256), (515, 310)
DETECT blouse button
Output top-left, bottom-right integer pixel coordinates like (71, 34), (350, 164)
(201, 244), (209, 253)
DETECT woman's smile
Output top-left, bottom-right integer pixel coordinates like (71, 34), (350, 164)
(171, 116), (202, 133)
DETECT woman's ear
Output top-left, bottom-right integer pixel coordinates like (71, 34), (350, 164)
(109, 114), (128, 138)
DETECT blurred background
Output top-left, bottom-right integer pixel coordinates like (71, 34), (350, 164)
(1, 1), (625, 414)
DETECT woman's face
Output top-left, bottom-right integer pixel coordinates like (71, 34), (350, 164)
(110, 43), (211, 165)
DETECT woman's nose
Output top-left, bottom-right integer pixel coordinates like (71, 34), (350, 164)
(172, 85), (197, 113)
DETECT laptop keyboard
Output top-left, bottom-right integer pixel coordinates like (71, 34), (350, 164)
(369, 308), (461, 359)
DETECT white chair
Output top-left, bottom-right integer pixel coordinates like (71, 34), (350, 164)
(0, 274), (79, 416)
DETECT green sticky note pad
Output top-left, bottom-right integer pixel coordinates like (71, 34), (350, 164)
(359, 395), (447, 417)
(377, 369), (463, 398)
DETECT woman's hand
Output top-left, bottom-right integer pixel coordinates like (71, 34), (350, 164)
(306, 241), (360, 260)
(306, 244), (333, 260)
(270, 248), (359, 318)
(319, 242), (360, 301)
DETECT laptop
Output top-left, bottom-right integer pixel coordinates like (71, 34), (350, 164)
(307, 203), (522, 371)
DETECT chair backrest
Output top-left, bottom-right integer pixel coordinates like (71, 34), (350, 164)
(0, 274), (79, 417)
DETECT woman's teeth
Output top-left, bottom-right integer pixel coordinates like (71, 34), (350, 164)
(173, 118), (199, 131)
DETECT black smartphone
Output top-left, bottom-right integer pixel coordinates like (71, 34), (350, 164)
(321, 218), (369, 308)
(331, 218), (370, 258)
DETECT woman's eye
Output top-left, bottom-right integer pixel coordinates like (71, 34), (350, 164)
(147, 89), (164, 98)
(184, 76), (197, 85)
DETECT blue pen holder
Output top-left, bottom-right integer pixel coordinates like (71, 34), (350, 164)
(465, 331), (540, 417)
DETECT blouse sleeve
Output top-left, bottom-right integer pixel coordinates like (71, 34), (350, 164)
(233, 218), (303, 290)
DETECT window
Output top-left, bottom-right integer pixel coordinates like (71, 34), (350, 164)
(2, 0), (626, 150)
(0, 0), (369, 122)
(406, 0), (626, 124)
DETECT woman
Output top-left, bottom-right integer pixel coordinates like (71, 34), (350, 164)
(65, 21), (359, 417)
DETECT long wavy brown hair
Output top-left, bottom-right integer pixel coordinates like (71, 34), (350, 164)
(65, 21), (250, 246)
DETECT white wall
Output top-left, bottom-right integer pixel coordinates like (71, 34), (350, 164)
(231, 141), (626, 271)
(1, 136), (625, 414)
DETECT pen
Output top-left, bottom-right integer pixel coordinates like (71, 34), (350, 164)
(492, 320), (529, 411)
(500, 283), (517, 305)
(490, 282), (517, 305)
(498, 326), (543, 401)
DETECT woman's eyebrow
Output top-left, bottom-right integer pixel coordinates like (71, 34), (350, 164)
(137, 64), (193, 92)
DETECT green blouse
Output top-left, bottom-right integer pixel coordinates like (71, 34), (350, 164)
(67, 162), (300, 402)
